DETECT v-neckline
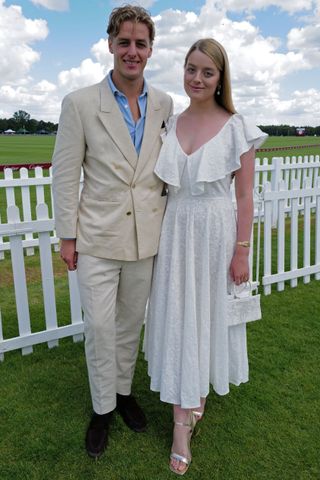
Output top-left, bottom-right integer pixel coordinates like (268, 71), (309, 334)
(175, 114), (235, 157)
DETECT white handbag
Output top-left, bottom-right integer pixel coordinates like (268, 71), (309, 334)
(227, 283), (261, 326)
(227, 185), (264, 327)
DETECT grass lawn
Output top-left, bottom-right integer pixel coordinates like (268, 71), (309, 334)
(0, 273), (319, 480)
(0, 135), (319, 166)
(0, 135), (56, 165)
(257, 136), (320, 161)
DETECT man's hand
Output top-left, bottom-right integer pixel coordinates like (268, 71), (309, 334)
(60, 239), (78, 271)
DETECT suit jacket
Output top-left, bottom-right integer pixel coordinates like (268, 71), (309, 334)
(52, 77), (173, 261)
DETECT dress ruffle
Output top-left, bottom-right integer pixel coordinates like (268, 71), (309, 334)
(155, 113), (268, 195)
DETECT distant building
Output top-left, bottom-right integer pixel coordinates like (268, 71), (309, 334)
(296, 127), (306, 136)
(36, 129), (49, 135)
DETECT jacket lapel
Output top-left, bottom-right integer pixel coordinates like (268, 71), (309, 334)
(133, 86), (163, 182)
(97, 78), (138, 170)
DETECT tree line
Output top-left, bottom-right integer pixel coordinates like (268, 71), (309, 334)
(1, 111), (320, 137)
(0, 110), (58, 134)
(258, 124), (320, 136)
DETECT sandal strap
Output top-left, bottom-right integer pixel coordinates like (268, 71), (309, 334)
(192, 410), (203, 418)
(174, 420), (192, 428)
(170, 452), (190, 466)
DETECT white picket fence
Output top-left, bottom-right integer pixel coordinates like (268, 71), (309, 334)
(254, 155), (320, 225)
(0, 203), (83, 361)
(0, 166), (58, 259)
(1, 156), (319, 257)
(1, 156), (320, 359)
(262, 178), (320, 294)
(255, 154), (320, 190)
(0, 166), (84, 259)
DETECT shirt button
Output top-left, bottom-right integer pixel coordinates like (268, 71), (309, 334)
(126, 211), (132, 216)
(131, 183), (136, 189)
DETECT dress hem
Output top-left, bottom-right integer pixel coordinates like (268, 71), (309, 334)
(149, 377), (249, 408)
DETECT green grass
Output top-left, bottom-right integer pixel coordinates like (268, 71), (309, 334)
(257, 136), (320, 161)
(0, 135), (319, 166)
(0, 274), (319, 480)
(0, 135), (56, 165)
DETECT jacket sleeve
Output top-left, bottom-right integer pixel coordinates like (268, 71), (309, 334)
(52, 94), (86, 238)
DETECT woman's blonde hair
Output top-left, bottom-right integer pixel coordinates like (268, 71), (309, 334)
(184, 38), (236, 114)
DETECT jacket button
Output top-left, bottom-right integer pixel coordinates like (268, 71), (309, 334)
(126, 211), (132, 216)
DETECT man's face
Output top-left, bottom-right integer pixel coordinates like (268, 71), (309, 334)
(108, 21), (152, 82)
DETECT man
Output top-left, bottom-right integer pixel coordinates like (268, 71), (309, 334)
(52, 5), (172, 458)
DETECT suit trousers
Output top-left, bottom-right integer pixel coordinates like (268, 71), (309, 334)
(77, 254), (154, 415)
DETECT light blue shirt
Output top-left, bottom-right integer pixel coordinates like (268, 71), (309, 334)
(107, 71), (147, 154)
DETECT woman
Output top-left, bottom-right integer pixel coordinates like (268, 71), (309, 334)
(144, 38), (267, 475)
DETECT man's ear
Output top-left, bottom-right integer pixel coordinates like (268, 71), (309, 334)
(108, 38), (113, 54)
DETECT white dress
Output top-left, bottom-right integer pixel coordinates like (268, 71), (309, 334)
(144, 113), (267, 409)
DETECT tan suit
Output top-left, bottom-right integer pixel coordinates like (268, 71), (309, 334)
(52, 77), (172, 414)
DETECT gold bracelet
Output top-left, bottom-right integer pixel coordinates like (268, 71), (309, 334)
(237, 241), (250, 248)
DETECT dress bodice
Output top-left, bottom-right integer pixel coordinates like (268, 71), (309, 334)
(155, 113), (268, 196)
(168, 162), (233, 201)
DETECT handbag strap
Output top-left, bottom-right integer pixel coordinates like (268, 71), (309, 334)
(232, 281), (252, 298)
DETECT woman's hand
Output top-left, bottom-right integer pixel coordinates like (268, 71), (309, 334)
(229, 247), (250, 285)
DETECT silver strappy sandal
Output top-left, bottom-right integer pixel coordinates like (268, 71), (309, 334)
(169, 413), (196, 476)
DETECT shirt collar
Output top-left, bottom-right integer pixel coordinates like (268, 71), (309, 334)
(107, 70), (148, 98)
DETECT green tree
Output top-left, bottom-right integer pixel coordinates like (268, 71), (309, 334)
(13, 110), (31, 129)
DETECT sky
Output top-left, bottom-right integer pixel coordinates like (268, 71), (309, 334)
(0, 0), (320, 126)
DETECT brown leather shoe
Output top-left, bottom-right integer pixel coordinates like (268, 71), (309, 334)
(85, 412), (112, 459)
(116, 393), (147, 433)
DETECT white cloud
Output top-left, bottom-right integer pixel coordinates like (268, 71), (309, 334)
(0, 2), (48, 83)
(30, 0), (69, 11)
(0, 84), (60, 121)
(58, 58), (107, 91)
(34, 79), (57, 92)
(91, 38), (113, 66)
(219, 0), (314, 14)
(0, 0), (319, 125)
(149, 6), (308, 95)
(287, 24), (320, 62)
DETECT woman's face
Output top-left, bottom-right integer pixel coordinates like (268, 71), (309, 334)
(184, 49), (221, 102)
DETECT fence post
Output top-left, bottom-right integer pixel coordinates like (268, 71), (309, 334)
(303, 178), (312, 284)
(7, 205), (33, 355)
(271, 156), (282, 226)
(277, 181), (286, 291)
(263, 182), (272, 295)
(20, 168), (34, 256)
(49, 166), (59, 252)
(290, 179), (300, 288)
(37, 203), (59, 348)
